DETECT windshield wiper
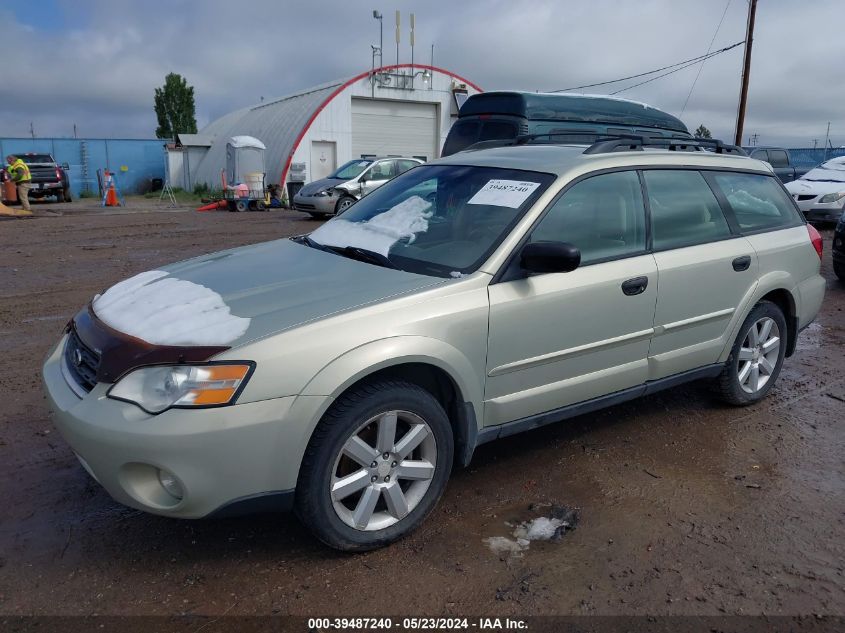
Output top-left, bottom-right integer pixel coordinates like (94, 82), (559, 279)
(333, 246), (399, 269)
(293, 235), (333, 252)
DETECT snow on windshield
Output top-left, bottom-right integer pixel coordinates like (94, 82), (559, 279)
(310, 195), (433, 257)
(93, 270), (250, 346)
(804, 158), (845, 181)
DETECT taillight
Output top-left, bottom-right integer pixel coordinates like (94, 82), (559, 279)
(807, 223), (823, 259)
(56, 168), (62, 180)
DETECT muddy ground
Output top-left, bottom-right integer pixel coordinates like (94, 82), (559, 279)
(0, 207), (843, 617)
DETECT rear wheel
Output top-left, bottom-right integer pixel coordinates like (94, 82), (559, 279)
(716, 301), (787, 406)
(296, 380), (453, 551)
(55, 190), (65, 203)
(234, 200), (248, 212)
(835, 261), (845, 282)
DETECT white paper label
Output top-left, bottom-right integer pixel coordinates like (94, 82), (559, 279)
(467, 180), (541, 208)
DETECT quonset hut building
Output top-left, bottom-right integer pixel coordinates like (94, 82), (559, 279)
(167, 64), (482, 196)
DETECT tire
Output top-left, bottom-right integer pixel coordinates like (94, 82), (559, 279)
(55, 190), (65, 203)
(296, 380), (454, 551)
(335, 196), (356, 215)
(716, 301), (787, 406)
(64, 189), (72, 202)
(835, 261), (845, 282)
(234, 200), (248, 212)
(255, 200), (267, 211)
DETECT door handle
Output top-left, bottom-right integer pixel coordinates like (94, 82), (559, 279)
(732, 255), (751, 272)
(621, 276), (649, 296)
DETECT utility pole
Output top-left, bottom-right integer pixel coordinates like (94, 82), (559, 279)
(812, 139), (818, 150)
(734, 0), (758, 146)
(823, 121), (831, 160)
(29, 122), (36, 139)
(395, 10), (400, 67)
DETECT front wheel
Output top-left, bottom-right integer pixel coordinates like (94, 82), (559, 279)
(334, 196), (356, 215)
(716, 301), (787, 406)
(296, 380), (453, 551)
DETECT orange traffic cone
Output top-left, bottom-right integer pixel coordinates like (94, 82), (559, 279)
(105, 180), (119, 207)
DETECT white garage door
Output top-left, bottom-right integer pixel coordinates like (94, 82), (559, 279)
(351, 98), (438, 162)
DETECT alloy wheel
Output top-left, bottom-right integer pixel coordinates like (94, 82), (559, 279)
(330, 410), (437, 531)
(737, 316), (781, 394)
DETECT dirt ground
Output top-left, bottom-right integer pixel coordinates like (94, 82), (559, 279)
(0, 206), (843, 618)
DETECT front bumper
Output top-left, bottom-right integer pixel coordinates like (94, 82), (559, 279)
(804, 207), (845, 223)
(293, 193), (336, 214)
(43, 336), (301, 518)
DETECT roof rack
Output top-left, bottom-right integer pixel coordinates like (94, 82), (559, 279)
(583, 135), (746, 155)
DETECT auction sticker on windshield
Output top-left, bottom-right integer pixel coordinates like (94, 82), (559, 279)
(468, 180), (541, 208)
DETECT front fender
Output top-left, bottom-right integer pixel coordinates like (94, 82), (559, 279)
(300, 335), (485, 427)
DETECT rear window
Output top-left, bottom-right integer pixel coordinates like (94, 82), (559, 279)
(20, 154), (54, 164)
(442, 120), (519, 156)
(709, 172), (802, 232)
(767, 150), (789, 168)
(644, 170), (732, 250)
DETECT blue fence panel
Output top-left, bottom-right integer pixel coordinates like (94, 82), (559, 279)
(0, 137), (165, 197)
(785, 148), (845, 170)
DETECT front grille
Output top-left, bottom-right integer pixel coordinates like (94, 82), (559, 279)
(797, 195), (816, 201)
(63, 329), (100, 393)
(294, 202), (315, 210)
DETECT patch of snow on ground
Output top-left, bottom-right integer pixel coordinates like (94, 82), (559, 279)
(484, 512), (578, 558)
(310, 195), (433, 257)
(92, 270), (251, 346)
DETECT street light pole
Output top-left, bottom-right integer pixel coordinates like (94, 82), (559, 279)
(734, 0), (757, 146)
(372, 10), (383, 68)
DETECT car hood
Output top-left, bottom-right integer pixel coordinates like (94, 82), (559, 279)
(91, 238), (446, 348)
(298, 178), (348, 196)
(786, 177), (845, 196)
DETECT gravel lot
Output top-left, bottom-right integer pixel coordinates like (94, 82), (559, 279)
(0, 206), (843, 617)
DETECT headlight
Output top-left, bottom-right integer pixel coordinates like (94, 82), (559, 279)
(314, 189), (333, 197)
(107, 363), (253, 414)
(819, 191), (845, 204)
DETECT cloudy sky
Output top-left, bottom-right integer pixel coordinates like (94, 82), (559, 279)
(1, 0), (842, 147)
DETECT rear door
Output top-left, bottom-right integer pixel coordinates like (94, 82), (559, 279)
(485, 170), (657, 426)
(644, 169), (758, 379)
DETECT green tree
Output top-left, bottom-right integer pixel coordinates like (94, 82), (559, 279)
(694, 124), (712, 139)
(154, 73), (198, 140)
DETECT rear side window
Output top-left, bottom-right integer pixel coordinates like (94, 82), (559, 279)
(531, 170), (646, 264)
(767, 150), (789, 168)
(442, 120), (480, 155)
(644, 170), (731, 250)
(709, 172), (802, 232)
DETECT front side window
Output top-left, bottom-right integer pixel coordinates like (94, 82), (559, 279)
(367, 161), (396, 181)
(709, 171), (802, 232)
(644, 170), (732, 250)
(530, 170), (646, 264)
(309, 165), (555, 277)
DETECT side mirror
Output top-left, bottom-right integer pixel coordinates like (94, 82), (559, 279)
(520, 241), (581, 274)
(61, 162), (70, 170)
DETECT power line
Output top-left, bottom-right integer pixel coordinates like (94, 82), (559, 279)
(679, 0), (732, 119)
(609, 41), (744, 95)
(548, 41), (743, 93)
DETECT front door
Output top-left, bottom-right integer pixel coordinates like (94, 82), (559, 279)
(485, 170), (658, 426)
(360, 160), (397, 197)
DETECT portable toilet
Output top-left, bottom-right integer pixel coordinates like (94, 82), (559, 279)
(226, 136), (266, 187)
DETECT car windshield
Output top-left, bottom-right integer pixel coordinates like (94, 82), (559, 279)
(804, 159), (845, 182)
(308, 164), (555, 277)
(20, 154), (53, 164)
(331, 159), (373, 180)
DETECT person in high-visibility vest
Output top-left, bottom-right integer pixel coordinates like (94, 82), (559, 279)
(5, 155), (33, 212)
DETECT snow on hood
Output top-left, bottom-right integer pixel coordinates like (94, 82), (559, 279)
(310, 195), (433, 257)
(786, 176), (845, 196)
(93, 271), (251, 346)
(91, 239), (444, 349)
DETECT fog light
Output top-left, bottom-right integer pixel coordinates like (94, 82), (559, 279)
(157, 469), (184, 500)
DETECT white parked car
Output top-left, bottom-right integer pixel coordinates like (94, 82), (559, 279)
(785, 156), (845, 223)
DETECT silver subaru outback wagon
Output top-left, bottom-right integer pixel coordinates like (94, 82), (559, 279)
(43, 137), (825, 550)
